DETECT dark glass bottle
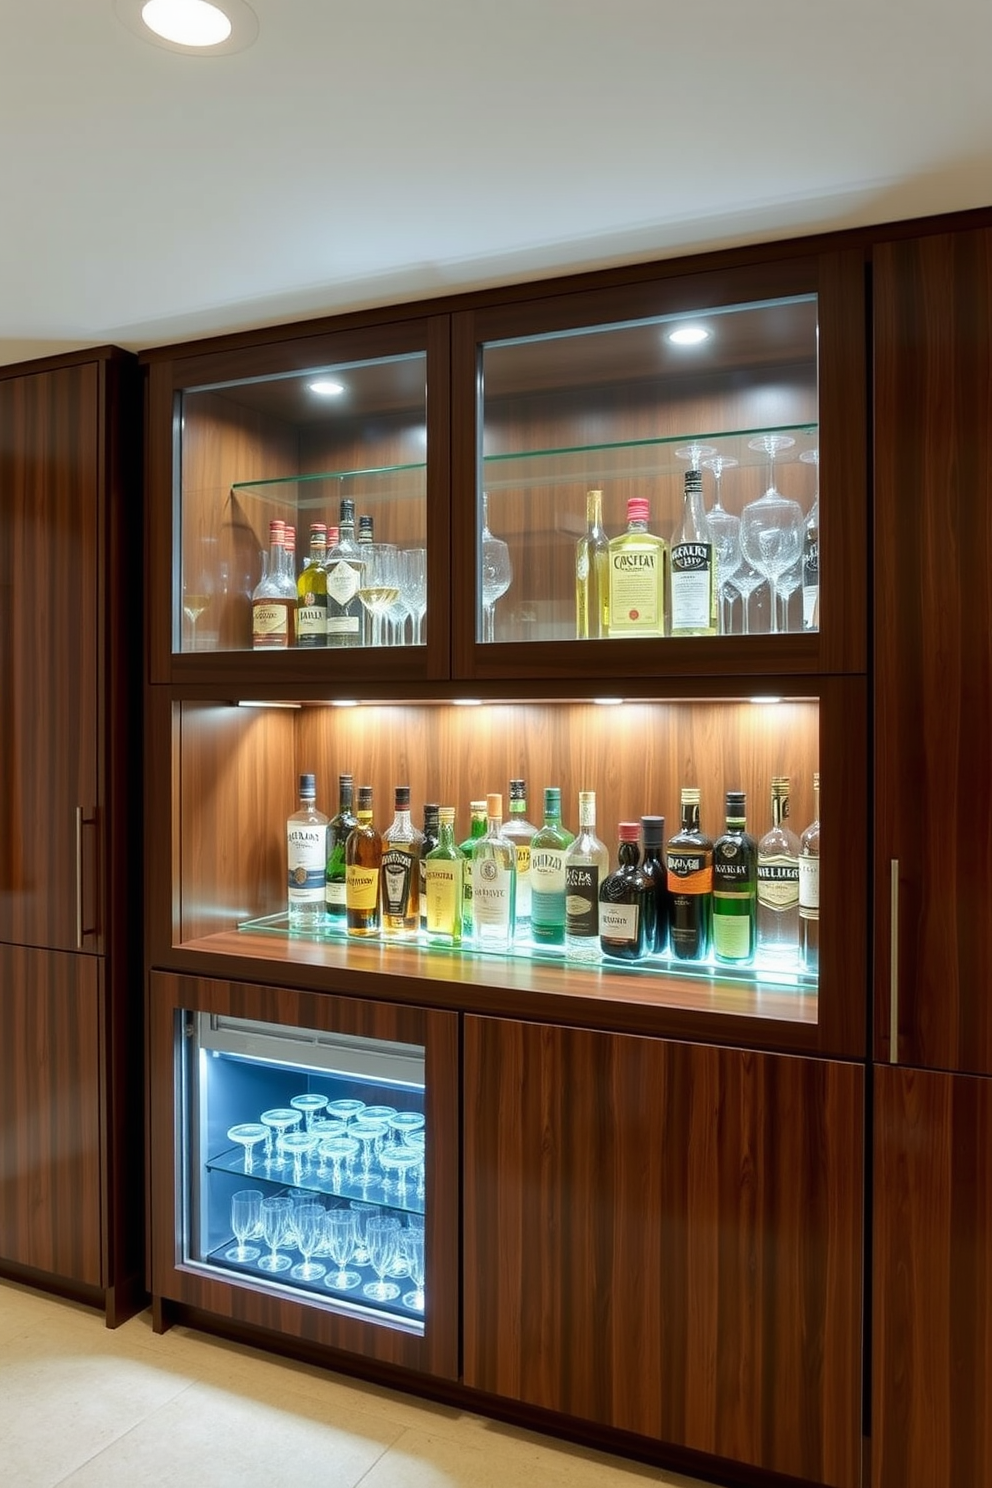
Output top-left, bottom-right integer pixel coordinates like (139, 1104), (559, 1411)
(324, 773), (358, 921)
(712, 790), (757, 964)
(599, 822), (652, 960)
(665, 787), (713, 961)
(640, 814), (668, 954)
(419, 803), (440, 933)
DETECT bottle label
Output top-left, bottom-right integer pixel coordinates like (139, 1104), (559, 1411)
(327, 561), (361, 606)
(513, 844), (531, 917)
(713, 858), (753, 890)
(609, 548), (662, 631)
(757, 857), (800, 909)
(381, 848), (416, 916)
(598, 903), (638, 941)
(566, 864), (601, 937)
(327, 614), (361, 636)
(288, 825), (326, 906)
(472, 858), (513, 927)
(346, 864), (379, 911)
(325, 881), (347, 909)
(713, 911), (753, 960)
(670, 543), (713, 630)
(425, 861), (462, 935)
(666, 852), (712, 894)
(799, 856), (820, 917)
(252, 600), (290, 648)
(296, 599), (327, 645)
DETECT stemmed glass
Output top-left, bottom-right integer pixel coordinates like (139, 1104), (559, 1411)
(380, 1144), (421, 1207)
(349, 1200), (378, 1265)
(290, 1202), (327, 1282)
(701, 455), (741, 633)
(278, 1129), (318, 1187)
(259, 1108), (300, 1168)
(741, 435), (805, 635)
(404, 1127), (426, 1201)
(775, 559), (803, 631)
(401, 1227), (426, 1312)
(364, 1216), (402, 1302)
(290, 1092), (329, 1130)
(323, 1209), (362, 1291)
(399, 548), (427, 646)
(319, 1134), (359, 1192)
(225, 1189), (262, 1263)
(182, 536), (215, 652)
(327, 1098), (366, 1126)
(480, 492), (512, 643)
(257, 1195), (293, 1273)
(226, 1122), (268, 1175)
(350, 1117), (389, 1192)
(357, 543), (401, 648)
(799, 446), (820, 631)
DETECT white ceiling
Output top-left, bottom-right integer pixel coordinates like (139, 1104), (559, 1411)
(2, 0), (991, 366)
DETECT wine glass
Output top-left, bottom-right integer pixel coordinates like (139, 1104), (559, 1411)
(357, 543), (401, 648)
(349, 1200), (378, 1264)
(226, 1122), (268, 1175)
(675, 442), (717, 470)
(404, 1127), (426, 1201)
(257, 1195), (293, 1273)
(741, 435), (804, 635)
(363, 1216), (402, 1302)
(225, 1189), (262, 1263)
(775, 558), (803, 632)
(323, 1209), (362, 1291)
(401, 1226), (426, 1312)
(480, 492), (512, 643)
(701, 455), (741, 634)
(181, 537), (215, 652)
(290, 1201), (327, 1282)
(725, 559), (766, 635)
(399, 548), (427, 646)
(799, 446), (820, 632)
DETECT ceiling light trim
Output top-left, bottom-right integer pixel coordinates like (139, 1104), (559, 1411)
(114, 0), (259, 56)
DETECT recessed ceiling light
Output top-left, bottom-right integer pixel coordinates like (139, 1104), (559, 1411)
(115, 0), (258, 55)
(308, 380), (346, 397)
(668, 325), (711, 347)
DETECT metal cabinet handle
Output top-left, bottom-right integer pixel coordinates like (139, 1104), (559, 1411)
(75, 806), (98, 948)
(890, 859), (899, 1064)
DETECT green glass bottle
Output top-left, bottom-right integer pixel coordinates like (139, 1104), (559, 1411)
(458, 800), (488, 941)
(529, 787), (574, 947)
(712, 790), (757, 964)
(424, 806), (464, 947)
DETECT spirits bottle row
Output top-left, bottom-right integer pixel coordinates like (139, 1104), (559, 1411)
(285, 772), (820, 975)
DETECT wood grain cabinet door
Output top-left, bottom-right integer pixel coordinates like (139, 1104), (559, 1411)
(464, 1017), (864, 1488)
(874, 229), (992, 1072)
(0, 945), (103, 1284)
(0, 364), (101, 954)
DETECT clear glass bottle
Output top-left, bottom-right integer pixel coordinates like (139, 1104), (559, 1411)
(345, 785), (381, 937)
(575, 487), (610, 639)
(799, 772), (820, 972)
(419, 803), (440, 933)
(598, 822), (652, 961)
(640, 814), (669, 955)
(381, 785), (423, 939)
(670, 468), (717, 637)
(607, 497), (668, 638)
(503, 779), (537, 935)
(251, 519), (295, 650)
(712, 790), (757, 965)
(802, 497), (820, 631)
(282, 525), (297, 592)
(472, 793), (516, 952)
(757, 776), (801, 965)
(424, 806), (464, 947)
(564, 790), (610, 962)
(325, 499), (365, 648)
(286, 773), (328, 931)
(666, 788), (713, 961)
(296, 522), (328, 648)
(458, 800), (488, 942)
(324, 773), (357, 921)
(529, 787), (575, 947)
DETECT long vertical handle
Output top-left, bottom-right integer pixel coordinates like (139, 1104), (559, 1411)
(75, 806), (98, 947)
(889, 859), (900, 1064)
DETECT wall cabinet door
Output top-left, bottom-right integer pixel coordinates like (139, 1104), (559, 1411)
(463, 1016), (864, 1488)
(0, 945), (103, 1285)
(874, 228), (992, 1072)
(0, 364), (101, 954)
(872, 1064), (992, 1488)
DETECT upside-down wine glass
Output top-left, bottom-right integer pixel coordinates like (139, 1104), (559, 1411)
(480, 492), (512, 643)
(741, 434), (804, 635)
(701, 454), (741, 633)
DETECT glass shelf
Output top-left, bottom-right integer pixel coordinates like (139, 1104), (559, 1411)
(230, 461), (427, 510)
(206, 1143), (424, 1217)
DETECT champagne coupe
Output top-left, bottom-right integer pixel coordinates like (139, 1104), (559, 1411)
(319, 1134), (359, 1192)
(278, 1129), (318, 1187)
(401, 1227), (426, 1312)
(387, 1111), (425, 1146)
(364, 1216), (402, 1302)
(380, 1144), (421, 1207)
(327, 1098), (366, 1126)
(181, 536), (215, 652)
(257, 1195), (293, 1273)
(311, 1119), (348, 1178)
(741, 434), (804, 635)
(480, 492), (513, 643)
(350, 1117), (389, 1192)
(399, 548), (428, 646)
(290, 1201), (327, 1282)
(225, 1189), (262, 1263)
(260, 1108), (301, 1169)
(404, 1127), (426, 1200)
(226, 1122), (268, 1175)
(701, 455), (741, 633)
(290, 1092), (329, 1130)
(357, 543), (401, 648)
(323, 1209), (361, 1291)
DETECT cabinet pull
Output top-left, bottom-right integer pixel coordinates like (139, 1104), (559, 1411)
(75, 806), (98, 948)
(889, 859), (899, 1064)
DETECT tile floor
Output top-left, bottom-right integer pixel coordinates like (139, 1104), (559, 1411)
(0, 1279), (717, 1488)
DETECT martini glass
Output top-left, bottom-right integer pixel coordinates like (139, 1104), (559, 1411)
(742, 435), (804, 635)
(227, 1122), (268, 1175)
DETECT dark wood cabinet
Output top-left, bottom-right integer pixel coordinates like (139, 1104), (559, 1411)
(0, 350), (142, 1323)
(463, 1016), (864, 1488)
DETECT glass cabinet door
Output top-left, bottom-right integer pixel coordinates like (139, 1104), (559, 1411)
(176, 350), (428, 657)
(474, 294), (819, 647)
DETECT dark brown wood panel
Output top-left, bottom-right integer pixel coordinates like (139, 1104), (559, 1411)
(0, 946), (103, 1285)
(0, 363), (101, 953)
(872, 1064), (992, 1488)
(874, 229), (992, 1071)
(464, 1017), (863, 1488)
(148, 971), (459, 1380)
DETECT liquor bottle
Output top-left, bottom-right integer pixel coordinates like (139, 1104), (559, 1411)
(564, 790), (610, 962)
(529, 787), (575, 947)
(283, 525), (297, 588)
(286, 773), (328, 931)
(575, 488), (610, 639)
(324, 773), (358, 921)
(380, 785), (423, 939)
(458, 800), (488, 941)
(640, 814), (669, 954)
(296, 523), (328, 648)
(712, 790), (757, 964)
(419, 803), (440, 933)
(670, 468), (717, 637)
(251, 519), (295, 649)
(802, 495), (820, 631)
(799, 772), (820, 972)
(756, 776), (801, 964)
(503, 779), (537, 935)
(424, 806), (464, 947)
(599, 822), (652, 961)
(358, 514), (374, 543)
(471, 793), (516, 951)
(607, 497), (668, 638)
(325, 499), (365, 648)
(345, 785), (382, 937)
(666, 788), (713, 961)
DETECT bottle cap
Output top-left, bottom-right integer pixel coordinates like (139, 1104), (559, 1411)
(357, 784), (374, 810)
(326, 525), (340, 546)
(641, 814), (665, 845)
(438, 806), (455, 824)
(618, 822), (640, 842)
(423, 802), (440, 822)
(470, 799), (487, 813)
(544, 786), (562, 812)
(627, 498), (650, 524)
(725, 790), (746, 813)
(509, 779), (526, 802)
(394, 785), (411, 808)
(358, 515), (374, 539)
(685, 468), (703, 492)
(486, 792), (502, 817)
(339, 498), (356, 521)
(338, 773), (354, 786)
(269, 519), (286, 541)
(771, 775), (790, 792)
(681, 786), (701, 804)
(299, 773), (316, 799)
(309, 522), (327, 538)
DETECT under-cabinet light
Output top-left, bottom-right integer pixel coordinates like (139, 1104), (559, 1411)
(750, 696), (783, 705)
(667, 325), (711, 347)
(452, 698), (483, 707)
(593, 697), (624, 706)
(309, 380), (346, 397)
(331, 699), (360, 708)
(236, 700), (302, 710)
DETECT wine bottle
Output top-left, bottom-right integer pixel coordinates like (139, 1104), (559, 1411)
(599, 822), (652, 960)
(472, 793), (516, 951)
(712, 790), (757, 964)
(575, 488), (610, 639)
(666, 787), (713, 961)
(756, 775), (801, 964)
(424, 806), (464, 947)
(564, 791), (609, 962)
(670, 468), (717, 636)
(324, 773), (358, 920)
